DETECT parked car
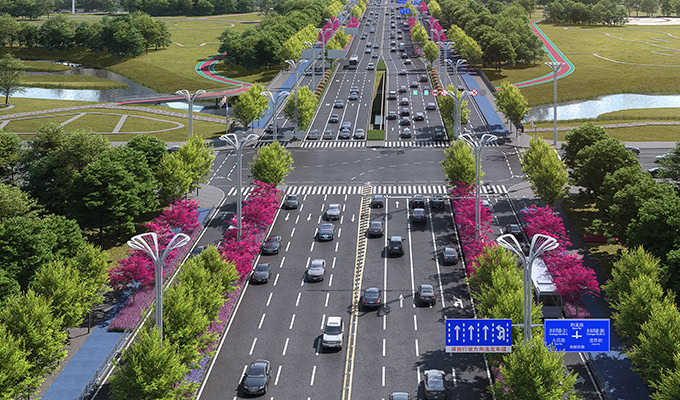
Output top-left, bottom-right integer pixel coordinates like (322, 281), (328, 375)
(361, 287), (382, 309)
(423, 369), (447, 400)
(283, 194), (298, 209)
(261, 236), (282, 255)
(318, 223), (336, 241)
(442, 247), (458, 265)
(416, 284), (436, 306)
(250, 263), (271, 283)
(242, 360), (271, 395)
(388, 236), (404, 256)
(371, 194), (385, 208)
(306, 259), (326, 282)
(322, 316), (344, 349)
(367, 220), (385, 237)
(325, 204), (342, 220)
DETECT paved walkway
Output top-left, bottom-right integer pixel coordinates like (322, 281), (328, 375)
(41, 184), (225, 400)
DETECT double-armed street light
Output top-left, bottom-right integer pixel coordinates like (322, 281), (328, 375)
(260, 90), (290, 143)
(220, 133), (258, 242)
(461, 133), (498, 240)
(175, 89), (206, 138)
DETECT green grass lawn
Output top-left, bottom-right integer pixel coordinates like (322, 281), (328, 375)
(5, 114), (75, 132)
(367, 129), (384, 140)
(21, 74), (127, 89)
(118, 114), (182, 133)
(0, 97), (97, 114)
(487, 21), (680, 106)
(20, 60), (71, 72)
(64, 113), (122, 132)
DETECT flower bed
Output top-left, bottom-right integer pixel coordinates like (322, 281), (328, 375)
(449, 183), (494, 276)
(108, 199), (203, 332)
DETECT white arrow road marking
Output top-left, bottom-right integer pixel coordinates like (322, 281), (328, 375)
(399, 294), (404, 308)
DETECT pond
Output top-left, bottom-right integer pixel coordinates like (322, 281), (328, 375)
(528, 93), (680, 121)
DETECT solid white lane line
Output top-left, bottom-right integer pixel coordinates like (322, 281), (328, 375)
(295, 292), (301, 307)
(320, 314), (326, 330)
(285, 242), (290, 252)
(258, 314), (266, 329)
(273, 274), (280, 287)
(406, 205), (416, 305)
(415, 339), (419, 356)
(279, 257), (286, 269)
(282, 338), (289, 355)
(452, 367), (457, 387)
(382, 339), (386, 357)
(249, 338), (257, 355)
(332, 257), (336, 269)
(275, 365), (282, 385)
(289, 314), (296, 330)
(266, 292), (273, 307)
(382, 366), (386, 386)
(310, 366), (317, 386)
(328, 274), (333, 287)
(413, 315), (418, 331)
(290, 228), (296, 237)
(325, 292), (330, 307)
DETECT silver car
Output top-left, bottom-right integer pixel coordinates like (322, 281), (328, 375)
(306, 259), (326, 282)
(423, 369), (446, 399)
(354, 129), (366, 139)
(283, 194), (298, 209)
(325, 204), (342, 220)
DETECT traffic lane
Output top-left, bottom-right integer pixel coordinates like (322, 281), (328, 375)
(286, 148), (446, 184)
(639, 148), (673, 170)
(310, 69), (367, 139)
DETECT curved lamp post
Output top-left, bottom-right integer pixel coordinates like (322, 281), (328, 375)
(497, 233), (559, 343)
(317, 28), (332, 85)
(128, 232), (190, 346)
(285, 59), (304, 135)
(260, 90), (290, 143)
(220, 133), (258, 241)
(175, 89), (206, 138)
(450, 58), (466, 90)
(544, 61), (565, 147)
(451, 90), (473, 140)
(461, 133), (497, 240)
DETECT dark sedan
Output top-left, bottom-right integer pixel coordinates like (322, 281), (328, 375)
(250, 263), (271, 283)
(411, 208), (426, 223)
(367, 220), (385, 237)
(318, 223), (336, 241)
(242, 360), (271, 395)
(371, 194), (385, 208)
(361, 287), (382, 309)
(417, 284), (436, 306)
(442, 247), (458, 265)
(261, 236), (282, 255)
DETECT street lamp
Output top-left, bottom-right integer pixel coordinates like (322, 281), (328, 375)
(260, 90), (290, 143)
(450, 89), (472, 140)
(442, 59), (453, 88)
(544, 61), (564, 147)
(437, 40), (452, 73)
(317, 28), (332, 85)
(285, 59), (304, 136)
(497, 233), (559, 343)
(450, 58), (466, 90)
(128, 232), (190, 346)
(429, 18), (439, 39)
(175, 89), (206, 138)
(461, 133), (497, 240)
(220, 133), (258, 241)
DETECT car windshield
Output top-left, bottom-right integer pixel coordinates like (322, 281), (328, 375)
(370, 221), (382, 229)
(325, 325), (342, 334)
(321, 224), (333, 231)
(421, 286), (434, 295)
(287, 195), (297, 200)
(414, 209), (424, 216)
(365, 289), (379, 298)
(255, 264), (268, 272)
(444, 248), (456, 256)
(265, 237), (278, 244)
(249, 364), (266, 376)
(428, 374), (444, 389)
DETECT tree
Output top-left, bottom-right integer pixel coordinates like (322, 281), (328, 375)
(629, 296), (680, 385)
(571, 137), (638, 195)
(438, 84), (471, 128)
(0, 53), (25, 104)
(0, 13), (20, 47)
(162, 282), (212, 365)
(490, 334), (579, 400)
(658, 141), (680, 180)
(156, 152), (193, 202)
(521, 137), (568, 205)
(562, 122), (607, 170)
(0, 183), (41, 220)
(611, 274), (665, 347)
(126, 134), (167, 170)
(30, 260), (89, 329)
(249, 141), (294, 186)
(282, 85), (318, 132)
(0, 130), (20, 184)
(38, 15), (76, 49)
(495, 81), (529, 134)
(233, 84), (269, 131)
(423, 40), (440, 67)
(603, 246), (662, 306)
(651, 352), (680, 400)
(481, 29), (516, 72)
(70, 243), (110, 306)
(640, 0), (659, 14)
(175, 135), (214, 192)
(441, 139), (476, 186)
(195, 245), (239, 292)
(0, 323), (37, 399)
(0, 290), (67, 400)
(626, 192), (680, 259)
(109, 326), (193, 400)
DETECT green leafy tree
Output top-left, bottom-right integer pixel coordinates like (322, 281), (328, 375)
(626, 192), (680, 259)
(423, 40), (440, 67)
(249, 141), (294, 186)
(283, 85), (318, 132)
(611, 274), (665, 347)
(199, 245), (239, 291)
(629, 296), (680, 385)
(658, 141), (680, 180)
(109, 326), (193, 400)
(70, 243), (110, 306)
(30, 260), (89, 329)
(176, 135), (214, 192)
(157, 152), (193, 202)
(562, 122), (608, 170)
(495, 81), (529, 134)
(233, 84), (269, 131)
(0, 53), (25, 104)
(0, 183), (42, 220)
(490, 334), (579, 400)
(438, 84), (471, 129)
(22, 122), (66, 161)
(180, 255), (227, 321)
(521, 137), (568, 205)
(0, 13), (20, 47)
(126, 134), (167, 170)
(651, 352), (680, 400)
(571, 137), (638, 195)
(0, 290), (67, 400)
(481, 29), (516, 72)
(161, 283), (212, 365)
(640, 0), (659, 14)
(38, 15), (76, 49)
(0, 323), (37, 399)
(467, 245), (517, 295)
(441, 139), (477, 186)
(603, 246), (662, 306)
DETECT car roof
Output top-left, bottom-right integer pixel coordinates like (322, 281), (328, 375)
(320, 223), (334, 229)
(365, 287), (379, 293)
(424, 369), (445, 377)
(327, 316), (342, 325)
(310, 259), (325, 267)
(420, 284), (434, 291)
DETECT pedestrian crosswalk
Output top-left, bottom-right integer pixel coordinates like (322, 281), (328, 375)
(384, 140), (449, 148)
(226, 184), (508, 197)
(300, 141), (365, 148)
(299, 140), (451, 148)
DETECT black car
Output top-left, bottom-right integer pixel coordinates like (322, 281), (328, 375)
(416, 284), (436, 306)
(243, 360), (271, 395)
(367, 220), (385, 237)
(399, 117), (411, 126)
(504, 224), (523, 240)
(371, 194), (385, 208)
(399, 69), (407, 75)
(442, 247), (458, 265)
(411, 208), (426, 223)
(430, 195), (445, 209)
(410, 81), (418, 88)
(388, 236), (404, 256)
(361, 287), (382, 309)
(414, 112), (424, 121)
(419, 75), (428, 82)
(411, 194), (425, 208)
(261, 236), (282, 255)
(318, 223), (336, 241)
(399, 98), (409, 106)
(283, 194), (298, 209)
(250, 263), (271, 283)
(306, 259), (326, 282)
(399, 85), (407, 93)
(400, 108), (410, 116)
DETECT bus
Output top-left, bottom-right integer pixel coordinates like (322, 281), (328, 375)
(349, 55), (359, 66)
(531, 257), (563, 319)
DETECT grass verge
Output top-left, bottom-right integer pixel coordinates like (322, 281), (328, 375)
(21, 74), (128, 89)
(367, 129), (384, 140)
(20, 60), (71, 72)
(0, 97), (99, 114)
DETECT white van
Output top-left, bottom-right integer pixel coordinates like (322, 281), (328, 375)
(322, 316), (344, 348)
(531, 257), (563, 319)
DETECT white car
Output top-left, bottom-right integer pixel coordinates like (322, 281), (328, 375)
(322, 316), (344, 348)
(367, 62), (375, 70)
(354, 129), (366, 139)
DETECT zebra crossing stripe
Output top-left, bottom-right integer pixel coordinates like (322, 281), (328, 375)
(224, 184), (507, 196)
(384, 141), (450, 148)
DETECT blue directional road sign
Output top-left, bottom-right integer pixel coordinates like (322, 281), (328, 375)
(398, 0), (407, 3)
(411, 0), (421, 4)
(400, 7), (411, 14)
(544, 319), (610, 353)
(446, 319), (512, 353)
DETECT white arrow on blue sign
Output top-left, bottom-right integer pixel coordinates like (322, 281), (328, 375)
(445, 319), (512, 353)
(544, 319), (610, 353)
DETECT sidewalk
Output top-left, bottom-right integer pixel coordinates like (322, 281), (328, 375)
(41, 184), (225, 400)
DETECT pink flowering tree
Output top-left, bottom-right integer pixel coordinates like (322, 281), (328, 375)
(419, 1), (428, 13)
(153, 198), (200, 234)
(449, 182), (494, 275)
(522, 205), (571, 248)
(219, 223), (262, 279)
(242, 181), (279, 229)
